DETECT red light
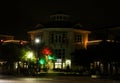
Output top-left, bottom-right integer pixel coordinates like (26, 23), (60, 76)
(19, 41), (24, 45)
(42, 47), (52, 55)
(0, 40), (4, 43)
(20, 42), (23, 45)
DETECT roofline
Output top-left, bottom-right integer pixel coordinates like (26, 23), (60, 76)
(0, 34), (14, 37)
(27, 28), (91, 34)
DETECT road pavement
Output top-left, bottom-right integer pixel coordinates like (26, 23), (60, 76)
(0, 75), (120, 83)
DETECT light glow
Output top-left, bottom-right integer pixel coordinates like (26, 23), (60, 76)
(22, 51), (36, 62)
(35, 38), (40, 43)
(39, 58), (46, 65)
(27, 52), (33, 59)
(56, 59), (62, 63)
(65, 59), (71, 64)
(42, 47), (52, 55)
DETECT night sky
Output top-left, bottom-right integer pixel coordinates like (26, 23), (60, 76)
(0, 0), (120, 40)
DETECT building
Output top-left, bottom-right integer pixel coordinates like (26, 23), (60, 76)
(27, 13), (91, 70)
(0, 34), (29, 74)
(86, 26), (120, 75)
(87, 26), (120, 46)
(0, 34), (14, 40)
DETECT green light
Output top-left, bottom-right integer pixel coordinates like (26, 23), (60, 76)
(22, 51), (36, 62)
(48, 55), (52, 60)
(39, 58), (45, 65)
(27, 52), (33, 59)
(52, 55), (56, 60)
(48, 55), (56, 60)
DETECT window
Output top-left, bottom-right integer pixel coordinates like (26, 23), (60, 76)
(49, 33), (54, 43)
(54, 49), (65, 58)
(62, 49), (65, 56)
(75, 33), (82, 42)
(59, 35), (61, 42)
(62, 33), (67, 43)
(49, 32), (68, 44)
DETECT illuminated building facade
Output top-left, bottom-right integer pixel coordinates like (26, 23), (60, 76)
(0, 34), (14, 40)
(88, 26), (120, 46)
(28, 13), (91, 69)
(87, 26), (120, 75)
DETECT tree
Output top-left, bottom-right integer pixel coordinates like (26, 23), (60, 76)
(87, 40), (120, 75)
(71, 48), (90, 72)
(0, 42), (30, 74)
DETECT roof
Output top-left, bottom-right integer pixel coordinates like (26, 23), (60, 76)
(44, 21), (74, 28)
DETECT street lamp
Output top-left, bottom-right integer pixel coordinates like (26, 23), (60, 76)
(34, 38), (41, 58)
(35, 38), (40, 44)
(34, 38), (41, 72)
(27, 51), (33, 66)
(34, 38), (41, 59)
(27, 52), (33, 59)
(27, 51), (33, 74)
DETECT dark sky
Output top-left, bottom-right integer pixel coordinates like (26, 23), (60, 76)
(0, 0), (120, 40)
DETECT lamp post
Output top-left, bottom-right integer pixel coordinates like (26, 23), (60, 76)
(34, 38), (40, 72)
(35, 38), (40, 58)
(35, 38), (40, 44)
(27, 52), (33, 59)
(27, 51), (33, 74)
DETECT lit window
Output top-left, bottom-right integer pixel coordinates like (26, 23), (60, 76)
(49, 33), (54, 43)
(75, 33), (82, 42)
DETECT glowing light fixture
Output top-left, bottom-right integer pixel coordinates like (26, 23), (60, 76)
(35, 38), (40, 43)
(27, 52), (33, 59)
(42, 47), (52, 55)
(39, 58), (46, 65)
(48, 55), (52, 60)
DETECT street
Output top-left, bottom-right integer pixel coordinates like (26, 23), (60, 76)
(0, 75), (120, 83)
